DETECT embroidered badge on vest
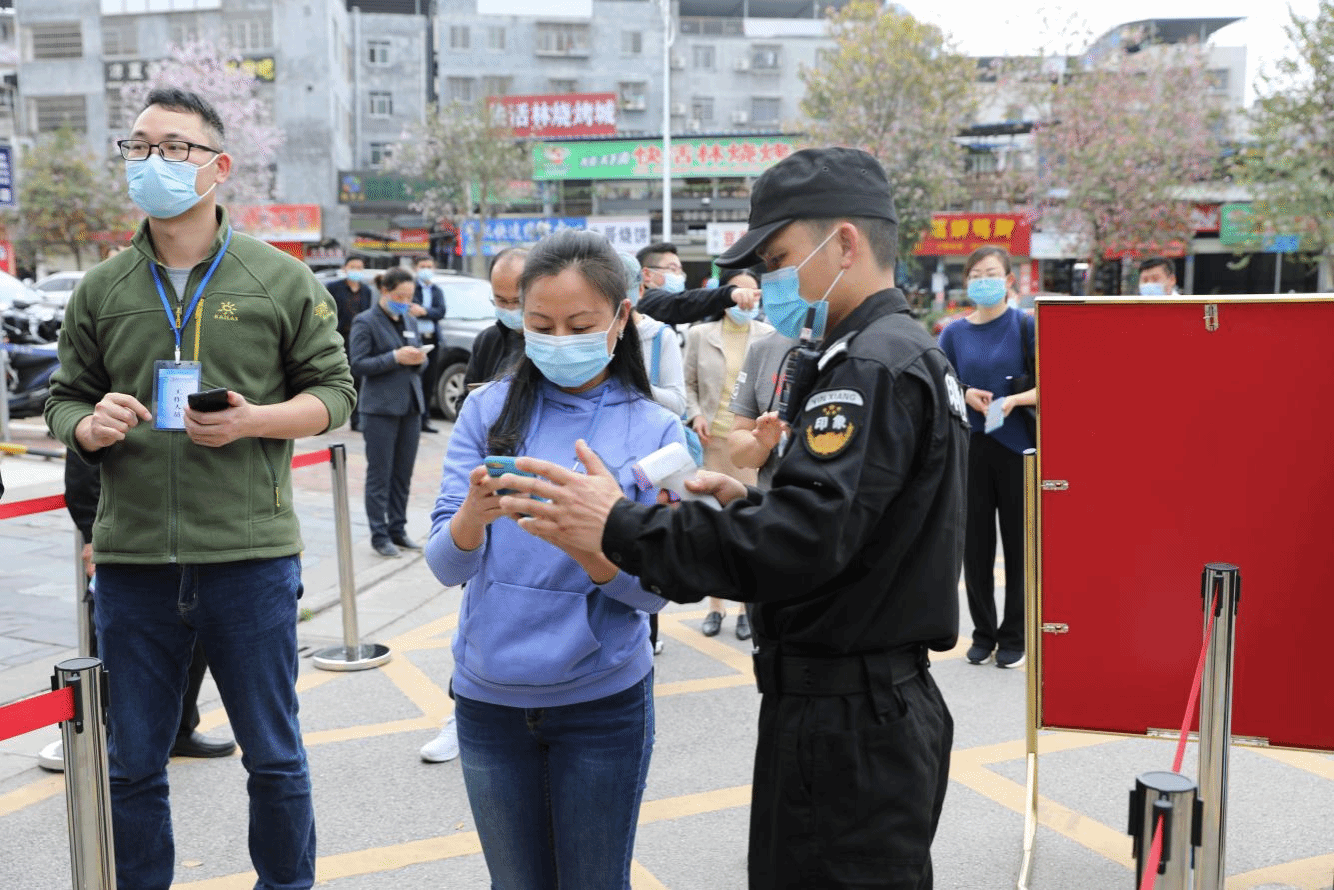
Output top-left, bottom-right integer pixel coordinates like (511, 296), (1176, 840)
(213, 300), (239, 322)
(802, 388), (864, 460)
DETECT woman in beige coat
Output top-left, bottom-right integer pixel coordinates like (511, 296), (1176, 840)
(683, 268), (776, 639)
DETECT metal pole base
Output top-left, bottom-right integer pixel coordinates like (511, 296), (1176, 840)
(311, 643), (392, 672)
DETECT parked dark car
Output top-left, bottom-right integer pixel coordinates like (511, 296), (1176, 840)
(430, 272), (496, 423)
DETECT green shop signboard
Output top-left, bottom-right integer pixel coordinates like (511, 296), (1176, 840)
(532, 138), (797, 180)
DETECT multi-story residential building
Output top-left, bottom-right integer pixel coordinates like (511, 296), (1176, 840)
(11, 0), (430, 267)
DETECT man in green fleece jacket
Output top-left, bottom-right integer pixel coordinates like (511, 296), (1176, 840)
(45, 88), (354, 890)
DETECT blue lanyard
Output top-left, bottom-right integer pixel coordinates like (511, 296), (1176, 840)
(151, 227), (233, 361)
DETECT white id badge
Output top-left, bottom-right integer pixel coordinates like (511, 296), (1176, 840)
(153, 361), (202, 430)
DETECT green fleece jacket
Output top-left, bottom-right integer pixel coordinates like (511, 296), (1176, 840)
(45, 208), (356, 564)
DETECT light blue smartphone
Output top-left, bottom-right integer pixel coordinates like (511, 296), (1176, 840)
(484, 455), (535, 495)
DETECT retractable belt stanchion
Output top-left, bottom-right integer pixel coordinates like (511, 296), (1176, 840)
(1197, 563), (1240, 890)
(54, 657), (117, 890)
(312, 443), (391, 671)
(1129, 771), (1200, 890)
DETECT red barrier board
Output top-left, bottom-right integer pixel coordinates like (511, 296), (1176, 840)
(1036, 296), (1334, 752)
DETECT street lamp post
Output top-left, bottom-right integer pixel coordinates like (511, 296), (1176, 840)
(660, 0), (673, 240)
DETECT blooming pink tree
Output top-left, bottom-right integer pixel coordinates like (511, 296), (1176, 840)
(1028, 43), (1222, 291)
(118, 40), (283, 205)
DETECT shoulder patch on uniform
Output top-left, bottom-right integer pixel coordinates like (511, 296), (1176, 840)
(943, 372), (966, 420)
(314, 300), (334, 321)
(817, 336), (853, 371)
(802, 388), (864, 460)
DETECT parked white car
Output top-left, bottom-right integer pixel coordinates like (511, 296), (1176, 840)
(31, 271), (86, 308)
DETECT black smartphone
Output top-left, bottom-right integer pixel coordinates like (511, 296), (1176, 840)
(187, 387), (231, 412)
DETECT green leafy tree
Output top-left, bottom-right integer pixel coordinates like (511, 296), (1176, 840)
(800, 0), (978, 264)
(1240, 0), (1334, 290)
(1027, 39), (1222, 292)
(386, 100), (530, 275)
(9, 128), (130, 270)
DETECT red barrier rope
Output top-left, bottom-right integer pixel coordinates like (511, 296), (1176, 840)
(290, 448), (331, 470)
(0, 493), (67, 520)
(1138, 583), (1221, 890)
(0, 686), (76, 743)
(0, 450), (331, 522)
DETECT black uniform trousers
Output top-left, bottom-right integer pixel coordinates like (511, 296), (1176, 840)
(963, 431), (1026, 652)
(749, 650), (953, 889)
(361, 412), (421, 545)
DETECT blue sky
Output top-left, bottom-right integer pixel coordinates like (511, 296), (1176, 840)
(900, 1), (1320, 104)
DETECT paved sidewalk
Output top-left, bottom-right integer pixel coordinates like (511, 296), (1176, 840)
(1, 417), (1331, 889)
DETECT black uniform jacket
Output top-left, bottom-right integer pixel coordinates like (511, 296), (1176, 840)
(638, 284), (737, 326)
(603, 289), (968, 656)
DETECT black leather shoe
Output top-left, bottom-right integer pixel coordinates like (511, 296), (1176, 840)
(171, 731), (237, 759)
(391, 535), (421, 550)
(421, 422), (440, 433)
(735, 613), (751, 640)
(373, 540), (401, 558)
(701, 611), (723, 637)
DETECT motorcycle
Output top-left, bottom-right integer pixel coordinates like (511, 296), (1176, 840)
(3, 297), (62, 420)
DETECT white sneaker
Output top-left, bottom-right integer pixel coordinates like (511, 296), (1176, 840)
(653, 639), (664, 655)
(420, 715), (459, 763)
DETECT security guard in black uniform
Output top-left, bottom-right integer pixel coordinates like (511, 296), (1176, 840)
(497, 147), (968, 890)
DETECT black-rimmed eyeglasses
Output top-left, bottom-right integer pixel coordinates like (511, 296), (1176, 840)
(117, 139), (221, 163)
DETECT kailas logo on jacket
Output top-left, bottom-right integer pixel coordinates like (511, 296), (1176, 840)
(213, 300), (239, 322)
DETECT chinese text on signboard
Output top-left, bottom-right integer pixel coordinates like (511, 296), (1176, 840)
(533, 138), (796, 180)
(490, 93), (617, 139)
(915, 213), (1032, 257)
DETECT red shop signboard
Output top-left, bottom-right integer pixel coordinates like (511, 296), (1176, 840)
(915, 213), (1032, 257)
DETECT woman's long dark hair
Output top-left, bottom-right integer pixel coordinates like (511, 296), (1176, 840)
(487, 229), (653, 456)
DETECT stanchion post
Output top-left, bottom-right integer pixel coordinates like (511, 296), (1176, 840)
(1128, 771), (1201, 890)
(54, 656), (116, 890)
(1197, 563), (1240, 890)
(74, 530), (94, 658)
(1017, 448), (1039, 890)
(312, 444), (391, 671)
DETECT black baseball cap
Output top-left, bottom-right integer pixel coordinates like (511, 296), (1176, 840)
(717, 146), (898, 268)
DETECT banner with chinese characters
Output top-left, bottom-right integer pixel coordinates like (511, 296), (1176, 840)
(0, 146), (12, 208)
(915, 213), (1032, 257)
(585, 217), (651, 254)
(532, 138), (797, 181)
(230, 205), (321, 243)
(460, 217), (585, 257)
(707, 222), (749, 256)
(352, 229), (431, 252)
(491, 93), (617, 139)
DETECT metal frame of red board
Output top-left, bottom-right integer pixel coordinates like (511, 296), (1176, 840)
(1033, 295), (1334, 753)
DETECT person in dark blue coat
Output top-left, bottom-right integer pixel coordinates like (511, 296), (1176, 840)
(350, 267), (429, 558)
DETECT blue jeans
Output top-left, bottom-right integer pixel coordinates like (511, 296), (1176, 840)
(95, 556), (315, 890)
(456, 671), (655, 890)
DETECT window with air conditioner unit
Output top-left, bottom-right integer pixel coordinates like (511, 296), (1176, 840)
(670, 102), (687, 116)
(619, 81), (647, 111)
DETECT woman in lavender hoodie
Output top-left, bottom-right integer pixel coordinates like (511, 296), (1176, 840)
(424, 229), (686, 889)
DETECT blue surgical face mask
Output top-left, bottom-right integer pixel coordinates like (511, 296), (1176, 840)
(524, 322), (619, 389)
(125, 154), (217, 220)
(660, 271), (686, 293)
(417, 270), (434, 285)
(386, 299), (413, 317)
(759, 228), (842, 340)
(346, 269), (368, 283)
(726, 305), (759, 325)
(967, 277), (1007, 307)
(1138, 281), (1166, 297)
(496, 306), (524, 331)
